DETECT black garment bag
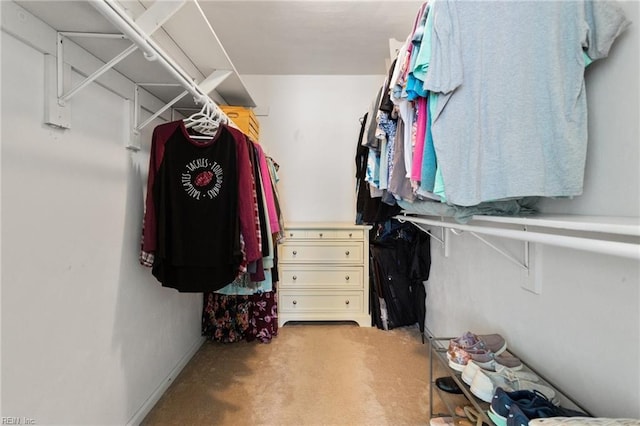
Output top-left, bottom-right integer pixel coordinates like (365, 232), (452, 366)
(369, 220), (431, 331)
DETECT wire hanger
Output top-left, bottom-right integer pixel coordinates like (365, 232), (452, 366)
(183, 101), (226, 140)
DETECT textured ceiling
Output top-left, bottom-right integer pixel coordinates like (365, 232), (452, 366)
(200, 1), (423, 75)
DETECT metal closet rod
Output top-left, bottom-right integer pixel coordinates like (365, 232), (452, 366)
(89, 0), (210, 106)
(395, 215), (640, 260)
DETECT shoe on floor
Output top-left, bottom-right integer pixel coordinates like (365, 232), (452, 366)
(448, 346), (522, 373)
(462, 360), (536, 386)
(429, 418), (474, 426)
(436, 376), (463, 394)
(448, 331), (508, 355)
(462, 406), (486, 426)
(455, 405), (473, 417)
(474, 351), (523, 371)
(470, 367), (555, 403)
(489, 387), (549, 426)
(507, 403), (531, 426)
(529, 418), (640, 425)
(489, 387), (589, 426)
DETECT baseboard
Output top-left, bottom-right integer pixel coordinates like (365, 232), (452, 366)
(127, 336), (206, 426)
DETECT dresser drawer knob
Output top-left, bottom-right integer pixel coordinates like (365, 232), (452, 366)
(292, 300), (297, 305)
(292, 250), (297, 256)
(345, 275), (350, 281)
(349, 233), (353, 237)
(345, 250), (350, 256)
(292, 275), (297, 280)
(345, 300), (350, 305)
(319, 232), (323, 237)
(289, 232), (294, 237)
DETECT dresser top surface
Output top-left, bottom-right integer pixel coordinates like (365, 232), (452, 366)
(284, 222), (372, 230)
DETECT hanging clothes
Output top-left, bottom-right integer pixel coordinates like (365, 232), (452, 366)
(369, 220), (431, 331)
(140, 120), (261, 292)
(358, 0), (629, 222)
(202, 139), (284, 344)
(423, 0), (630, 206)
(140, 110), (284, 343)
(201, 285), (278, 344)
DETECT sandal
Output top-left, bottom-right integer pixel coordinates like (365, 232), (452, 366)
(463, 406), (486, 426)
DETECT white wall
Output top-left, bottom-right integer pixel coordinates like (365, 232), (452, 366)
(1, 26), (203, 426)
(242, 75), (385, 223)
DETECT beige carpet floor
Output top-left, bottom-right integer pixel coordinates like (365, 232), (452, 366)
(141, 322), (442, 426)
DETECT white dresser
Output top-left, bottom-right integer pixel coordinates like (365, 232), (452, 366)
(278, 223), (372, 327)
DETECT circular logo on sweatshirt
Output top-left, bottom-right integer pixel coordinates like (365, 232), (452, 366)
(181, 158), (223, 200)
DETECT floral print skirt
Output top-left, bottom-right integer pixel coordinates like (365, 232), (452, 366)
(201, 286), (278, 343)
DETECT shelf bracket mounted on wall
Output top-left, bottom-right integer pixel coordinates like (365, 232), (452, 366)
(444, 225), (530, 270)
(401, 214), (530, 269)
(91, 0), (230, 112)
(45, 31), (137, 129)
(132, 70), (232, 134)
(134, 84), (187, 133)
(467, 230), (530, 271)
(395, 216), (529, 273)
(122, 83), (189, 151)
(125, 68), (233, 150)
(45, 0), (191, 132)
(44, 53), (71, 129)
(405, 221), (449, 257)
(395, 213), (531, 269)
(398, 216), (450, 258)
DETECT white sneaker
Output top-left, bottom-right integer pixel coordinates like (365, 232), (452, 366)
(461, 360), (539, 386)
(461, 361), (482, 385)
(470, 368), (555, 403)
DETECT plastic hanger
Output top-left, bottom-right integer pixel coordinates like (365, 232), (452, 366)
(183, 101), (226, 139)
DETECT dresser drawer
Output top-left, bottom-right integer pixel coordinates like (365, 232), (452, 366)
(279, 291), (363, 313)
(283, 228), (365, 240)
(333, 229), (364, 240)
(284, 229), (336, 240)
(279, 242), (363, 263)
(284, 228), (307, 239)
(303, 230), (336, 240)
(279, 266), (363, 289)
